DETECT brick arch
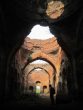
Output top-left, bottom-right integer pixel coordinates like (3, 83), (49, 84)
(6, 35), (75, 97)
(6, 37), (74, 97)
(23, 57), (56, 87)
(25, 68), (50, 92)
(27, 67), (50, 84)
(22, 52), (61, 87)
(5, 24), (76, 97)
(25, 67), (50, 76)
(23, 57), (56, 74)
(25, 67), (50, 83)
(24, 64), (53, 76)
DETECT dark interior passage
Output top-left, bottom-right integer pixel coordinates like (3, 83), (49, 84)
(0, 0), (83, 109)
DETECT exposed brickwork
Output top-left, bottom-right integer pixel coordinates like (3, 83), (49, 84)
(15, 36), (65, 93)
(24, 63), (53, 92)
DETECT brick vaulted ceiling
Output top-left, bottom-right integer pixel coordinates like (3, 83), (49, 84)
(15, 31), (66, 91)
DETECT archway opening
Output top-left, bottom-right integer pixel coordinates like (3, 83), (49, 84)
(23, 59), (54, 95)
(43, 86), (47, 94)
(35, 81), (41, 94)
(29, 86), (33, 92)
(7, 24), (73, 103)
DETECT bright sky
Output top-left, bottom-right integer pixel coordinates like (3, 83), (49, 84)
(35, 68), (42, 71)
(27, 24), (54, 40)
(30, 59), (48, 64)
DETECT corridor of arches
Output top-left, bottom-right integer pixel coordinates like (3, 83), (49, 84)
(0, 0), (83, 108)
(5, 24), (73, 106)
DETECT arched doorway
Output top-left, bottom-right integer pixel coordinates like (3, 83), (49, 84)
(29, 86), (33, 92)
(43, 85), (48, 94)
(35, 81), (41, 94)
(23, 61), (54, 94)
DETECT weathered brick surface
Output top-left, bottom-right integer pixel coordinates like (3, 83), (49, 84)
(15, 37), (65, 93)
